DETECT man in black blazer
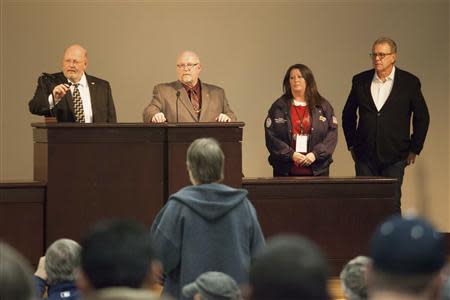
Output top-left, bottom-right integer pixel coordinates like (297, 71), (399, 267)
(29, 44), (117, 123)
(342, 37), (429, 212)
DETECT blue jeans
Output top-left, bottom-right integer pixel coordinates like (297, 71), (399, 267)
(355, 159), (407, 213)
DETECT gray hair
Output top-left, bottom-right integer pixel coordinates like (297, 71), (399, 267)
(340, 256), (371, 300)
(0, 242), (36, 300)
(186, 138), (224, 184)
(372, 37), (397, 53)
(45, 239), (81, 285)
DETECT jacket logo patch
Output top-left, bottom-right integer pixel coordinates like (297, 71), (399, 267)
(274, 117), (287, 124)
(319, 116), (326, 122)
(332, 116), (338, 124)
(60, 291), (71, 298)
(265, 117), (272, 128)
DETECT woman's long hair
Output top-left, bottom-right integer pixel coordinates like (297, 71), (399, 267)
(282, 64), (323, 107)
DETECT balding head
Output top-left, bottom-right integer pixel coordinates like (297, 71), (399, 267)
(176, 50), (202, 86)
(62, 44), (88, 83)
(177, 51), (200, 63)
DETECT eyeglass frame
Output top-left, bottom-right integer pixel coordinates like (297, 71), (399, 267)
(369, 52), (394, 59)
(176, 63), (199, 69)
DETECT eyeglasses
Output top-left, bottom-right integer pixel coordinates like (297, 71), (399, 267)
(64, 59), (84, 65)
(369, 52), (393, 59)
(176, 63), (199, 70)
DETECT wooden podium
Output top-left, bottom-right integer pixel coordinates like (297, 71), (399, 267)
(32, 122), (244, 245)
(243, 177), (397, 274)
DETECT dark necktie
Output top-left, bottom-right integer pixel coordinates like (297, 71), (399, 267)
(72, 83), (85, 123)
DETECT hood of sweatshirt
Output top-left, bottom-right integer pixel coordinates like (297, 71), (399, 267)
(169, 183), (248, 221)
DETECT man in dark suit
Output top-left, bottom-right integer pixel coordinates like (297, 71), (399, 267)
(342, 37), (430, 212)
(29, 44), (117, 123)
(143, 51), (236, 123)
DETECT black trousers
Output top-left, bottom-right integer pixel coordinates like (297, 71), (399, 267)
(355, 158), (407, 213)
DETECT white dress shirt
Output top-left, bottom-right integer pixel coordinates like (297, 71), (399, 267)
(371, 66), (395, 112)
(48, 73), (93, 123)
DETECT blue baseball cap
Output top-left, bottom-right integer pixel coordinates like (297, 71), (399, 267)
(370, 215), (445, 274)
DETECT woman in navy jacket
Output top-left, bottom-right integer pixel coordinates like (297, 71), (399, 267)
(265, 64), (338, 176)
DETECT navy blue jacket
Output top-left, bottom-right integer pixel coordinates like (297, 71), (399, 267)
(265, 96), (338, 175)
(34, 276), (79, 300)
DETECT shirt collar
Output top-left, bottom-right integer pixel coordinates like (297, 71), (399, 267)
(180, 79), (201, 91)
(373, 66), (396, 83)
(68, 73), (87, 87)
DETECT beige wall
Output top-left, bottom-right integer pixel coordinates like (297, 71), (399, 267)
(1, 0), (449, 229)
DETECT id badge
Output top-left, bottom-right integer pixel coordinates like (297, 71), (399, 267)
(295, 134), (308, 153)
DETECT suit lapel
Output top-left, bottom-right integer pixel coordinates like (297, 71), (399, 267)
(58, 73), (75, 113)
(175, 81), (198, 121)
(86, 75), (97, 121)
(363, 70), (378, 111)
(199, 82), (210, 122)
(380, 68), (401, 112)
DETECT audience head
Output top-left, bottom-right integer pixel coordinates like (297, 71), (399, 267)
(62, 44), (88, 83)
(249, 234), (329, 300)
(77, 219), (157, 294)
(186, 137), (224, 185)
(0, 241), (36, 300)
(340, 256), (371, 300)
(176, 50), (202, 86)
(368, 215), (446, 298)
(441, 276), (450, 300)
(45, 238), (81, 285)
(182, 271), (242, 300)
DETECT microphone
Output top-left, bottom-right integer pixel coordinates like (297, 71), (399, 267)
(176, 91), (181, 123)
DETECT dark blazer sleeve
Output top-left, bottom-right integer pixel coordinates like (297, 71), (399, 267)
(105, 81), (117, 122)
(342, 76), (360, 150)
(409, 78), (429, 154)
(28, 74), (58, 117)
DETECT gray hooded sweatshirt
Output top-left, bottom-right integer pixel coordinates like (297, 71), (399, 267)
(150, 183), (265, 300)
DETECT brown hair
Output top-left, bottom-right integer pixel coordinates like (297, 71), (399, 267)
(372, 37), (397, 53)
(282, 64), (323, 108)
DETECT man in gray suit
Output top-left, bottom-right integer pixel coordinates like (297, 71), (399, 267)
(143, 51), (236, 123)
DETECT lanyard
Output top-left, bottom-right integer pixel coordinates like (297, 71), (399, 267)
(293, 104), (308, 134)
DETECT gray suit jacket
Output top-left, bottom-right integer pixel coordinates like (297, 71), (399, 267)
(143, 80), (236, 122)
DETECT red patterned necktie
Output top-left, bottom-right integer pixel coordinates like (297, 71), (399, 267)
(189, 88), (201, 116)
(72, 83), (85, 123)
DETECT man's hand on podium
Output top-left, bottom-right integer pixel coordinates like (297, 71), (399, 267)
(216, 113), (231, 122)
(152, 112), (167, 123)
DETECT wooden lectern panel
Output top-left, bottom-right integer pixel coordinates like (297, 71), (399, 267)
(0, 182), (45, 266)
(243, 177), (397, 274)
(32, 123), (244, 247)
(33, 124), (166, 245)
